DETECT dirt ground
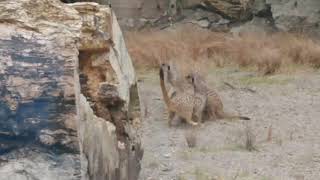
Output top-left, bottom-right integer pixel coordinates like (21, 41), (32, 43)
(137, 67), (320, 180)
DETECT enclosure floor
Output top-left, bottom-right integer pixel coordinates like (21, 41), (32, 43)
(138, 69), (320, 180)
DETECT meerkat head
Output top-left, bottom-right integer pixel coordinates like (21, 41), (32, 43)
(161, 63), (170, 70)
(159, 63), (171, 80)
(185, 73), (195, 84)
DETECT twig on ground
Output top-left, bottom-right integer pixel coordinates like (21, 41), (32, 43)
(223, 81), (236, 90)
(224, 81), (257, 93)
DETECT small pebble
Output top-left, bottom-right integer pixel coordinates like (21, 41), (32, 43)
(161, 165), (172, 172)
(163, 153), (171, 158)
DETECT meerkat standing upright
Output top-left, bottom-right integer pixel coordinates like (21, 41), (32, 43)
(159, 63), (207, 126)
(185, 73), (250, 121)
(188, 74), (207, 124)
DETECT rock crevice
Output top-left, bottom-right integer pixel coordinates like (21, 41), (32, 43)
(72, 2), (142, 180)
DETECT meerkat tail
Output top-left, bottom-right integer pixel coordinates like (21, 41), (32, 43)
(163, 110), (169, 120)
(224, 114), (250, 120)
(237, 116), (250, 120)
(216, 109), (250, 120)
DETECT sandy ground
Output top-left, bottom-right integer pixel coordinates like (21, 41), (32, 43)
(137, 68), (320, 180)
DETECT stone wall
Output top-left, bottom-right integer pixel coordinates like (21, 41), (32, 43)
(0, 0), (82, 178)
(0, 0), (81, 154)
(0, 0), (142, 179)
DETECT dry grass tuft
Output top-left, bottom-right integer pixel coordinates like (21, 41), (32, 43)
(125, 25), (320, 74)
(245, 126), (256, 152)
(267, 125), (273, 142)
(185, 130), (197, 148)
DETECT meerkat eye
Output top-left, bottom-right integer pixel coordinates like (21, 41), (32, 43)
(161, 63), (165, 66)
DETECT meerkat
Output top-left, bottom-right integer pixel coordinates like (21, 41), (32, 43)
(189, 74), (207, 124)
(159, 63), (207, 126)
(185, 73), (250, 121)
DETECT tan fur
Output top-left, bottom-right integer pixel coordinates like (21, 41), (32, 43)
(186, 73), (250, 121)
(159, 64), (207, 126)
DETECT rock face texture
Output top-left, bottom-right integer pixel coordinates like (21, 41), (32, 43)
(72, 3), (143, 180)
(90, 0), (319, 36)
(0, 0), (81, 153)
(0, 0), (82, 178)
(266, 0), (320, 36)
(203, 0), (254, 21)
(0, 0), (142, 179)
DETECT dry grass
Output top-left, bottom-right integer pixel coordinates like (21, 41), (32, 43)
(125, 25), (320, 75)
(185, 130), (197, 148)
(267, 125), (273, 142)
(245, 126), (256, 152)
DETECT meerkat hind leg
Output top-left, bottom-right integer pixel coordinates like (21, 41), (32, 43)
(198, 96), (207, 123)
(168, 111), (175, 126)
(172, 114), (183, 126)
(207, 104), (217, 121)
(185, 117), (198, 126)
(193, 95), (207, 123)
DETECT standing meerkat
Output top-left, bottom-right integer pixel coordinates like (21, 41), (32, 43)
(187, 72), (208, 124)
(185, 73), (250, 121)
(159, 63), (207, 126)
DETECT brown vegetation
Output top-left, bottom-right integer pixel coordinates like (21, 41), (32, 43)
(185, 130), (197, 148)
(125, 25), (320, 75)
(245, 125), (256, 152)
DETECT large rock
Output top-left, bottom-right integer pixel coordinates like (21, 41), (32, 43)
(0, 0), (82, 178)
(266, 0), (320, 36)
(64, 0), (320, 36)
(205, 0), (320, 36)
(203, 0), (254, 21)
(0, 0), (81, 151)
(0, 0), (142, 179)
(0, 148), (80, 180)
(71, 2), (143, 180)
(231, 16), (275, 34)
(252, 0), (270, 17)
